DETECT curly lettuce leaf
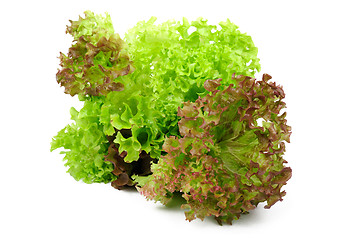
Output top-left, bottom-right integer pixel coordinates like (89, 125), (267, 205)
(66, 10), (114, 43)
(51, 98), (116, 183)
(138, 74), (292, 225)
(56, 11), (133, 97)
(124, 17), (261, 136)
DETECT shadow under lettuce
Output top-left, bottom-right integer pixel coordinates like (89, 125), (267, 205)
(155, 191), (265, 226)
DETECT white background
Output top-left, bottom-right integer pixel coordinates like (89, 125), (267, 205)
(1, 0), (360, 239)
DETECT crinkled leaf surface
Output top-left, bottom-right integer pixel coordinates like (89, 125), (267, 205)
(139, 74), (292, 225)
(51, 97), (116, 183)
(52, 12), (269, 195)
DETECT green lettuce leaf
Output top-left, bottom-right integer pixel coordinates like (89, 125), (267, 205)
(124, 17), (261, 138)
(51, 97), (116, 183)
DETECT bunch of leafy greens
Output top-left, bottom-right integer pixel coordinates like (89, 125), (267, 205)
(51, 11), (291, 224)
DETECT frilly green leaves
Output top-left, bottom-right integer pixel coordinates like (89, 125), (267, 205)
(52, 11), (291, 225)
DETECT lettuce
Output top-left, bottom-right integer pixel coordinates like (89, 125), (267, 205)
(138, 74), (292, 224)
(56, 11), (133, 97)
(52, 11), (291, 225)
(51, 97), (116, 183)
(52, 11), (261, 189)
(123, 17), (261, 143)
